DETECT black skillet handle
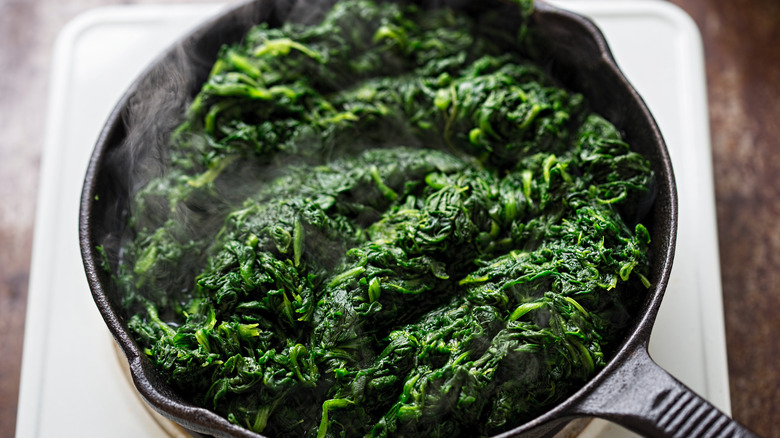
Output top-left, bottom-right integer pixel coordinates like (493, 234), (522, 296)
(570, 346), (761, 438)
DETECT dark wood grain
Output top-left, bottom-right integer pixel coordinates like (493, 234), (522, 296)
(0, 1), (777, 437)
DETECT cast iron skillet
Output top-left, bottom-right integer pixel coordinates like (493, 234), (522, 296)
(79, 0), (760, 437)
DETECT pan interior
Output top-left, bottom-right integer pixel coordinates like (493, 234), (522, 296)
(81, 1), (676, 437)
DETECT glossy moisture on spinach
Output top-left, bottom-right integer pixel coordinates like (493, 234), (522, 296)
(111, 1), (655, 436)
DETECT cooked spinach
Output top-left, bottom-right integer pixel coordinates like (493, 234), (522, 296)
(112, 1), (655, 436)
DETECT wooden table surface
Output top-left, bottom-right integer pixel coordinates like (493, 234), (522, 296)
(0, 0), (777, 437)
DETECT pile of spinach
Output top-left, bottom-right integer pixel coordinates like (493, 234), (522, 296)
(112, 0), (655, 436)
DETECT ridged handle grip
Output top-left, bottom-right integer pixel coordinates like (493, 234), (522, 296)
(571, 347), (761, 438)
(648, 387), (748, 437)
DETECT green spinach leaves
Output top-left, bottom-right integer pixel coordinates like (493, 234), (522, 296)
(115, 1), (654, 436)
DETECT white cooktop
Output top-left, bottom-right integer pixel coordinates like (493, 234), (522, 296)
(17, 2), (728, 437)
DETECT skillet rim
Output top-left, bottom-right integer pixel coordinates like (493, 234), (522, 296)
(78, 1), (678, 436)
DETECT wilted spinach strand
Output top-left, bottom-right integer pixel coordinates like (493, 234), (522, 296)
(114, 0), (655, 437)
